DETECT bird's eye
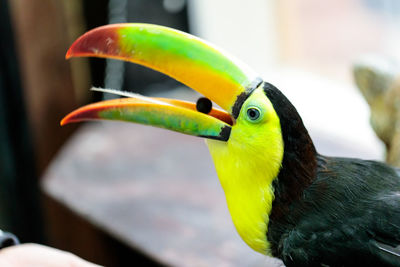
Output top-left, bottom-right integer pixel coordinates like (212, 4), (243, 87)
(246, 107), (261, 121)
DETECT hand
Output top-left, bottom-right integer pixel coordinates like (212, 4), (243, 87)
(0, 243), (102, 267)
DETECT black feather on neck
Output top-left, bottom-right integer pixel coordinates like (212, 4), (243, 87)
(263, 83), (317, 221)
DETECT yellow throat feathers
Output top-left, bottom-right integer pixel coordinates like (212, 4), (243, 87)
(206, 87), (284, 254)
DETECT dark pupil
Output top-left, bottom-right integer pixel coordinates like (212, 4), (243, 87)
(247, 108), (260, 120)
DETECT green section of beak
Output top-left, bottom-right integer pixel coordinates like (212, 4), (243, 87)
(61, 97), (232, 141)
(66, 23), (260, 114)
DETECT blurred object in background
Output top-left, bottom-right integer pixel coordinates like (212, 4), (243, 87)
(354, 56), (400, 166)
(9, 0), (85, 173)
(189, 0), (400, 84)
(0, 0), (43, 243)
(188, 0), (278, 75)
(277, 0), (400, 83)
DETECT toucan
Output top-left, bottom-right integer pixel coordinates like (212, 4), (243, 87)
(62, 24), (400, 267)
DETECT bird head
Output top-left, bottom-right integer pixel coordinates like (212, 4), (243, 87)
(62, 24), (315, 255)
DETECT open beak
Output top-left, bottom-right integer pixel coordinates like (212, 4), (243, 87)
(62, 23), (261, 141)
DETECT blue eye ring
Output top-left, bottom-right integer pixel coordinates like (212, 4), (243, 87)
(246, 107), (261, 121)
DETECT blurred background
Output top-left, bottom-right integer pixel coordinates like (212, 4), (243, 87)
(1, 0), (399, 266)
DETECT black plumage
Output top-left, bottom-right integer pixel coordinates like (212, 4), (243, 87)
(264, 83), (400, 267)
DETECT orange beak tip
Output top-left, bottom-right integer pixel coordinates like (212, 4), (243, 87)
(60, 117), (70, 126)
(65, 44), (79, 59)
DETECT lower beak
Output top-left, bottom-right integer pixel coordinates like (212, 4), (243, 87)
(61, 90), (233, 141)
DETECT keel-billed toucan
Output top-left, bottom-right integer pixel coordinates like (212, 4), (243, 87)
(62, 24), (400, 266)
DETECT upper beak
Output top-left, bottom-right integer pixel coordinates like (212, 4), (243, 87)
(62, 23), (262, 141)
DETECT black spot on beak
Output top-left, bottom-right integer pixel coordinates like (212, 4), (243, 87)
(196, 97), (213, 114)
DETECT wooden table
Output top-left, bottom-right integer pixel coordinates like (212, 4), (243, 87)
(41, 122), (281, 266)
